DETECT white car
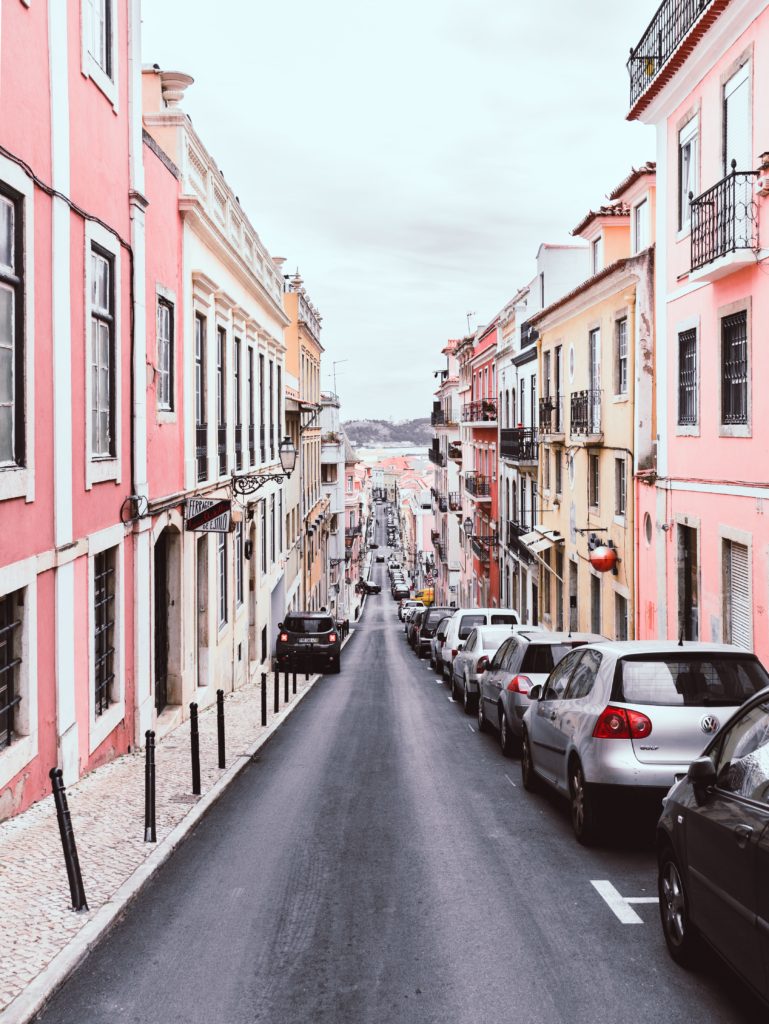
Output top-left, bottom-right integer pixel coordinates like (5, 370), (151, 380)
(437, 607), (520, 681)
(398, 599), (425, 622)
(450, 625), (523, 713)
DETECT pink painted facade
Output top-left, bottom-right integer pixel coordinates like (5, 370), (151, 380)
(631, 0), (769, 657)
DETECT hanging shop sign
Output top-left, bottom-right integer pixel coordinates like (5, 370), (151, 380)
(185, 497), (232, 533)
(589, 544), (618, 574)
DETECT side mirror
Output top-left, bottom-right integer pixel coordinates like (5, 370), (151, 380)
(278, 622), (284, 631)
(687, 755), (716, 803)
(477, 656), (489, 673)
(457, 643), (464, 652)
(528, 683), (543, 702)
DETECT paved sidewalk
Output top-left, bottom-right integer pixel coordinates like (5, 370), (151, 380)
(0, 641), (352, 1023)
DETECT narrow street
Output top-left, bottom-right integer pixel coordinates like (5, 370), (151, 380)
(36, 517), (763, 1024)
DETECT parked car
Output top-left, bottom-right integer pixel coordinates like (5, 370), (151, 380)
(275, 612), (341, 674)
(656, 687), (769, 1003)
(479, 632), (604, 754)
(399, 599), (425, 622)
(521, 640), (769, 845)
(392, 584), (410, 601)
(406, 609), (425, 644)
(413, 607), (454, 657)
(375, 555), (385, 563)
(437, 607), (520, 680)
(451, 625), (525, 712)
(362, 581), (381, 594)
(429, 615), (453, 669)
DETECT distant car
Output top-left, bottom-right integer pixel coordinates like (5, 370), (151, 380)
(362, 581), (381, 594)
(437, 607), (520, 680)
(368, 542), (379, 549)
(656, 687), (769, 1001)
(429, 615), (453, 670)
(479, 632), (604, 755)
(399, 599), (425, 622)
(521, 641), (769, 845)
(375, 555), (385, 563)
(451, 625), (524, 712)
(275, 612), (341, 674)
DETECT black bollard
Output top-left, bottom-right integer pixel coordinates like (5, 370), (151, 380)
(305, 671), (309, 682)
(284, 671), (289, 703)
(144, 730), (156, 843)
(49, 768), (88, 911)
(273, 670), (280, 714)
(292, 670), (297, 695)
(217, 689), (226, 769)
(190, 702), (201, 795)
(261, 672), (267, 727)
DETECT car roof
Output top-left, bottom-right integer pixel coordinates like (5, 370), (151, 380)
(579, 639), (757, 657)
(516, 631), (606, 645)
(285, 612), (332, 620)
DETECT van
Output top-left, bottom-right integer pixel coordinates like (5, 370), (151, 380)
(436, 607), (520, 680)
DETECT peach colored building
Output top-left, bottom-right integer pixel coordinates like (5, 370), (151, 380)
(629, 0), (769, 655)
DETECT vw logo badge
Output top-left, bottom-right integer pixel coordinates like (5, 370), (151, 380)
(700, 715), (720, 734)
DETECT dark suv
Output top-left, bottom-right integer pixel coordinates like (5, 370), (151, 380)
(415, 607), (454, 658)
(276, 613), (341, 674)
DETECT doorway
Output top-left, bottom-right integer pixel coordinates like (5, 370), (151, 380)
(154, 531), (169, 713)
(196, 536), (208, 688)
(678, 525), (699, 641)
(569, 559), (578, 632)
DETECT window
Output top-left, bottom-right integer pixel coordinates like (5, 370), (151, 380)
(723, 64), (751, 175)
(235, 520), (243, 607)
(259, 353), (265, 463)
(721, 311), (748, 426)
(270, 495), (276, 564)
(543, 449), (550, 491)
(615, 457), (626, 516)
(615, 593), (629, 641)
(615, 317), (628, 395)
(260, 500), (267, 573)
(0, 189), (24, 468)
(0, 590), (21, 750)
(679, 117), (699, 231)
(216, 327), (227, 476)
(277, 365), (283, 443)
(86, 0), (112, 77)
(634, 199), (649, 252)
(543, 649), (581, 700)
(543, 550), (551, 615)
(724, 540), (751, 650)
(269, 360), (274, 461)
(530, 375), (536, 428)
(591, 236), (603, 274)
(234, 338), (242, 471)
(678, 328), (697, 426)
(539, 272), (545, 307)
(588, 453), (600, 508)
(554, 448), (562, 495)
(90, 247), (115, 457)
(248, 347), (255, 465)
(555, 551), (564, 631)
(156, 298), (173, 411)
(93, 549), (116, 716)
(195, 314), (207, 481)
(565, 650), (602, 700)
(217, 532), (227, 628)
(713, 701), (769, 802)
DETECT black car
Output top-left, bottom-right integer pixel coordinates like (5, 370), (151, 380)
(362, 581), (381, 594)
(276, 613), (341, 673)
(657, 685), (769, 1004)
(415, 607), (455, 658)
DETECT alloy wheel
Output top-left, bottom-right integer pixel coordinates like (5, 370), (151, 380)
(570, 763), (585, 835)
(661, 860), (686, 947)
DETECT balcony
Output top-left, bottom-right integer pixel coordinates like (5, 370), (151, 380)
(448, 442), (462, 463)
(500, 427), (538, 466)
(539, 396), (564, 436)
(196, 423), (208, 482)
(465, 472), (491, 501)
(570, 390), (602, 438)
(471, 535), (494, 563)
(689, 166), (759, 281)
(627, 0), (715, 110)
(505, 520), (535, 565)
(235, 424), (243, 472)
(520, 319), (539, 348)
(462, 397), (497, 425)
(448, 491), (462, 511)
(431, 408), (457, 427)
(260, 424), (266, 463)
(434, 538), (446, 563)
(428, 442), (446, 467)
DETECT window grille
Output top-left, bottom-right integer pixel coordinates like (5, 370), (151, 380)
(94, 550), (115, 716)
(678, 329), (697, 425)
(722, 311), (748, 425)
(0, 190), (24, 467)
(0, 591), (22, 750)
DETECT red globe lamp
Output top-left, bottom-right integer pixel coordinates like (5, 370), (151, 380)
(589, 545), (618, 573)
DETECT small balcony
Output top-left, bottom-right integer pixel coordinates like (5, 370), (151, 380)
(539, 396), (564, 436)
(570, 390), (602, 438)
(428, 445), (446, 467)
(505, 519), (535, 565)
(448, 442), (462, 463)
(431, 408), (457, 427)
(471, 534), (494, 563)
(196, 422), (208, 482)
(462, 397), (497, 425)
(689, 165), (759, 281)
(627, 0), (715, 110)
(465, 472), (491, 501)
(500, 427), (538, 466)
(448, 491), (462, 511)
(434, 538), (446, 564)
(259, 424), (266, 464)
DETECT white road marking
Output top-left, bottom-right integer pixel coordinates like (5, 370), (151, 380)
(448, 696), (455, 702)
(435, 679), (445, 685)
(591, 880), (659, 924)
(504, 773), (516, 788)
(467, 724), (475, 733)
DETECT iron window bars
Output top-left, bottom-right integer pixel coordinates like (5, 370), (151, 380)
(722, 310), (748, 426)
(0, 592), (21, 751)
(94, 551), (115, 717)
(678, 328), (697, 425)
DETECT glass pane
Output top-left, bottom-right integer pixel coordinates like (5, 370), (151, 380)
(0, 346), (12, 404)
(0, 285), (13, 347)
(0, 199), (13, 271)
(92, 253), (109, 311)
(0, 405), (12, 462)
(99, 410), (110, 452)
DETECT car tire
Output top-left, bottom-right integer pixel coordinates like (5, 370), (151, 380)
(499, 709), (519, 757)
(658, 847), (699, 967)
(451, 673), (460, 702)
(521, 729), (539, 792)
(477, 695), (488, 733)
(462, 678), (475, 716)
(331, 657), (340, 674)
(569, 759), (600, 846)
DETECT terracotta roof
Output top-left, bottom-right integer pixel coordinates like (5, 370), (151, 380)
(607, 162), (656, 200)
(572, 202), (630, 237)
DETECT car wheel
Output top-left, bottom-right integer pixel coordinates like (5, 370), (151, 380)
(521, 729), (539, 792)
(331, 657), (340, 674)
(569, 759), (600, 846)
(450, 673), (460, 702)
(658, 847), (698, 967)
(477, 695), (488, 733)
(462, 678), (475, 715)
(499, 709), (519, 757)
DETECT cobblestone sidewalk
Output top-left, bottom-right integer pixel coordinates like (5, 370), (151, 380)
(0, 658), (331, 1020)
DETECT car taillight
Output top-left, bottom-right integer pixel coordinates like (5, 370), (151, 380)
(476, 656), (489, 673)
(328, 633), (338, 643)
(592, 705), (653, 740)
(279, 633), (288, 642)
(506, 674), (532, 694)
(451, 649), (458, 659)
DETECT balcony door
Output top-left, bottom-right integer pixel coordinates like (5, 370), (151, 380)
(588, 329), (601, 432)
(724, 64), (751, 247)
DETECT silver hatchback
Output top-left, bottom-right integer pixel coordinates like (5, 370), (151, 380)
(521, 641), (769, 845)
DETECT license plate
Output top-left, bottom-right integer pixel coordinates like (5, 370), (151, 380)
(298, 638), (316, 645)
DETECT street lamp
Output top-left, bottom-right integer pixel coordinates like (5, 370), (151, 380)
(232, 435), (297, 495)
(463, 516), (473, 539)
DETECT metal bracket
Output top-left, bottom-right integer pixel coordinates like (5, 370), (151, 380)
(232, 472), (289, 496)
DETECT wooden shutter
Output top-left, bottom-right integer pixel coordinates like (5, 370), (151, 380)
(726, 541), (751, 650)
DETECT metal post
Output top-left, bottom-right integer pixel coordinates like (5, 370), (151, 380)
(261, 672), (267, 727)
(274, 670), (280, 714)
(216, 689), (226, 770)
(144, 730), (156, 843)
(190, 702), (201, 795)
(284, 671), (289, 703)
(292, 670), (297, 695)
(49, 768), (88, 911)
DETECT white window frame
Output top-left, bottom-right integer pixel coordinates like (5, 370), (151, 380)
(591, 236), (603, 275)
(633, 198), (649, 253)
(235, 519), (244, 609)
(81, 0), (119, 110)
(156, 287), (175, 419)
(614, 457), (627, 522)
(217, 531), (228, 630)
(678, 115), (699, 235)
(0, 557), (38, 790)
(0, 155), (35, 503)
(88, 524), (125, 753)
(85, 221), (122, 488)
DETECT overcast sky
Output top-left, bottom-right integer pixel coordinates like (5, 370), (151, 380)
(141, 1), (657, 421)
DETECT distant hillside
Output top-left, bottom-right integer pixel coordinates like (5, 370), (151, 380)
(342, 417), (432, 447)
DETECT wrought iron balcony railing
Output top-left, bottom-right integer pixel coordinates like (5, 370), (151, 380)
(196, 423), (208, 482)
(428, 445), (446, 467)
(462, 397), (497, 423)
(570, 390), (602, 436)
(505, 519), (534, 564)
(465, 472), (491, 498)
(448, 491), (462, 511)
(500, 427), (538, 464)
(434, 538), (446, 563)
(627, 0), (715, 109)
(690, 164), (759, 271)
(471, 535), (495, 562)
(431, 408), (457, 427)
(448, 442), (462, 462)
(539, 395), (563, 434)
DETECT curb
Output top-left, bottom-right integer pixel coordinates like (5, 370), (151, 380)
(0, 630), (359, 1024)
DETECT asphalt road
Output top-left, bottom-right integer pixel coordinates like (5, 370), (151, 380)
(36, 514), (763, 1023)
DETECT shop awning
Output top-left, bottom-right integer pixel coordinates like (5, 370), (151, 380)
(518, 525), (564, 554)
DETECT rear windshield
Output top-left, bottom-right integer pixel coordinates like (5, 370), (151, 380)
(284, 617), (334, 633)
(490, 614), (518, 625)
(521, 642), (586, 674)
(614, 655), (769, 707)
(424, 608), (453, 627)
(459, 614), (485, 639)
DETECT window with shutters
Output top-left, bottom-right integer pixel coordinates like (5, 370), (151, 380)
(615, 458), (627, 517)
(721, 310), (748, 427)
(615, 318), (628, 396)
(615, 593), (629, 641)
(235, 520), (243, 607)
(590, 574), (601, 635)
(588, 453), (600, 509)
(678, 116), (698, 232)
(217, 532), (228, 628)
(0, 569), (37, 788)
(723, 539), (751, 650)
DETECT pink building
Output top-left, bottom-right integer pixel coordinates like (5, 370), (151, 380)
(629, 0), (769, 655)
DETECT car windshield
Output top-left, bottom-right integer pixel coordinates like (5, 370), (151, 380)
(615, 654), (769, 707)
(521, 642), (587, 674)
(284, 617), (334, 633)
(459, 614), (485, 639)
